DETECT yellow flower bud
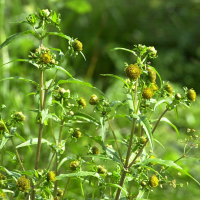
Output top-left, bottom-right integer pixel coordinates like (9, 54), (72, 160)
(125, 64), (141, 80)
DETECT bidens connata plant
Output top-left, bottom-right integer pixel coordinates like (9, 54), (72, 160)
(0, 8), (199, 200)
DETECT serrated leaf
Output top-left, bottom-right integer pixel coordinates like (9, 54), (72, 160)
(0, 76), (39, 86)
(54, 66), (72, 78)
(153, 99), (168, 111)
(0, 30), (40, 50)
(0, 59), (39, 68)
(111, 47), (137, 56)
(137, 114), (153, 151)
(56, 171), (101, 180)
(57, 78), (104, 95)
(0, 133), (12, 150)
(73, 112), (100, 126)
(44, 32), (71, 40)
(160, 117), (179, 139)
(101, 74), (129, 87)
(58, 156), (74, 170)
(16, 138), (52, 148)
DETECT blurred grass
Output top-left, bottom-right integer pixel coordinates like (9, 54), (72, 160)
(1, 0), (200, 199)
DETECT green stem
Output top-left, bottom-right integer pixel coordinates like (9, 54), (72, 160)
(1, 147), (3, 166)
(107, 116), (123, 163)
(134, 79), (138, 113)
(47, 153), (55, 170)
(115, 118), (137, 200)
(128, 108), (169, 169)
(63, 177), (71, 198)
(80, 179), (85, 199)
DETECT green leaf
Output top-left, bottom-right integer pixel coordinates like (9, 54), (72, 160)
(0, 133), (13, 150)
(56, 171), (101, 180)
(54, 66), (72, 78)
(101, 74), (129, 87)
(0, 59), (39, 69)
(135, 190), (145, 200)
(58, 156), (74, 170)
(0, 30), (40, 50)
(138, 115), (153, 151)
(73, 112), (100, 126)
(44, 32), (71, 40)
(15, 132), (32, 153)
(160, 117), (179, 139)
(57, 78), (104, 95)
(111, 47), (137, 56)
(106, 183), (128, 196)
(153, 99), (168, 111)
(16, 138), (52, 148)
(0, 76), (39, 86)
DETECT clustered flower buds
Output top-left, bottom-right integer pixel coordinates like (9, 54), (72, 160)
(149, 175), (159, 187)
(70, 161), (80, 171)
(47, 171), (56, 182)
(125, 64), (141, 80)
(16, 175), (30, 193)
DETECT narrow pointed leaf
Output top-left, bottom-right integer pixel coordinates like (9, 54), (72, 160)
(16, 138), (52, 148)
(44, 32), (71, 40)
(0, 59), (39, 68)
(101, 74), (129, 87)
(111, 47), (137, 56)
(160, 117), (179, 139)
(54, 66), (73, 78)
(0, 30), (40, 50)
(0, 76), (39, 86)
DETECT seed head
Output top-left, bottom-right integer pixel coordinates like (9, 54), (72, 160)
(151, 83), (159, 91)
(187, 89), (196, 101)
(72, 129), (82, 138)
(125, 64), (141, 80)
(147, 67), (156, 83)
(13, 112), (26, 122)
(139, 136), (147, 144)
(142, 87), (154, 99)
(47, 171), (56, 182)
(41, 53), (52, 64)
(164, 83), (173, 95)
(16, 175), (30, 193)
(97, 165), (107, 175)
(73, 39), (83, 51)
(149, 174), (159, 187)
(92, 146), (99, 155)
(89, 94), (99, 105)
(70, 161), (79, 171)
(77, 97), (86, 108)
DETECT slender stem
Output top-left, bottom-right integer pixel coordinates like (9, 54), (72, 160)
(107, 116), (123, 163)
(134, 79), (138, 113)
(11, 138), (25, 171)
(47, 153), (55, 170)
(1, 147), (3, 166)
(128, 108), (169, 169)
(115, 118), (137, 200)
(63, 178), (71, 198)
(80, 179), (85, 199)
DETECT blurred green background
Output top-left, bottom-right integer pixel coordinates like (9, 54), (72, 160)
(0, 0), (200, 199)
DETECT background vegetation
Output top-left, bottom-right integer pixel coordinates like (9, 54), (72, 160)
(0, 0), (200, 199)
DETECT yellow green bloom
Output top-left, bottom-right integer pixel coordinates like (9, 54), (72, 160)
(125, 64), (141, 80)
(47, 171), (56, 182)
(149, 175), (159, 187)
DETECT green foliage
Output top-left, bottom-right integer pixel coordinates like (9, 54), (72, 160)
(0, 6), (199, 200)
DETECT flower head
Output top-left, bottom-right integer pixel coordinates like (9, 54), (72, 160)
(125, 64), (141, 80)
(187, 89), (196, 101)
(16, 175), (30, 193)
(142, 87), (154, 99)
(149, 175), (159, 187)
(47, 171), (56, 182)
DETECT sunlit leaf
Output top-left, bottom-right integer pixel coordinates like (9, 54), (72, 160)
(160, 117), (179, 139)
(0, 30), (40, 50)
(54, 66), (73, 78)
(16, 138), (52, 148)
